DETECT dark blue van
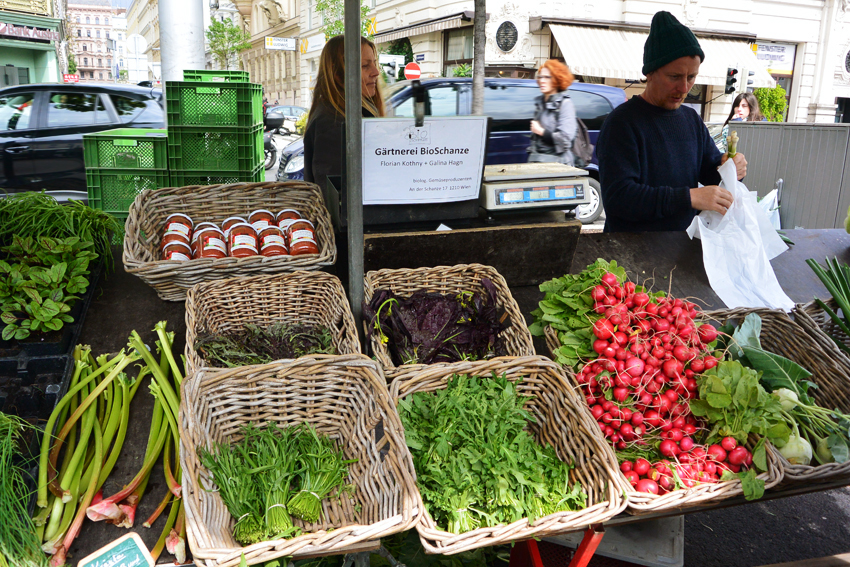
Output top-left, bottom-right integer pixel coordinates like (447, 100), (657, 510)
(278, 78), (626, 223)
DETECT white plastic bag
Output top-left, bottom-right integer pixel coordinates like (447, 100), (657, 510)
(758, 188), (781, 230)
(686, 159), (793, 311)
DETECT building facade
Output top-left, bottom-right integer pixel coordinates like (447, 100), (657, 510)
(126, 0), (161, 84)
(112, 10), (128, 82)
(0, 0), (62, 86)
(67, 0), (118, 83)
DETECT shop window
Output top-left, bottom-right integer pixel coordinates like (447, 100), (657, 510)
(443, 27), (473, 77)
(0, 93), (35, 131)
(47, 92), (98, 127)
(682, 83), (706, 119)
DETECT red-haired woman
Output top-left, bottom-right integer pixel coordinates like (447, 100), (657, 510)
(528, 59), (578, 165)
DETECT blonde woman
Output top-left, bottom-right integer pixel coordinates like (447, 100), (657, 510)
(304, 35), (386, 191)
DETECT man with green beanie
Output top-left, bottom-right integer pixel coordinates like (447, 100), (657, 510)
(596, 10), (748, 232)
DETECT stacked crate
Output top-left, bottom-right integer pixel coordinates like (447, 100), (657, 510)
(83, 128), (169, 237)
(166, 70), (264, 186)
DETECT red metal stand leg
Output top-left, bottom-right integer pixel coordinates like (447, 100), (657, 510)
(568, 524), (605, 567)
(509, 539), (545, 567)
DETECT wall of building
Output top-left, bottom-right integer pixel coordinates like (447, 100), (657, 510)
(0, 8), (61, 85)
(126, 0), (161, 83)
(68, 1), (119, 82)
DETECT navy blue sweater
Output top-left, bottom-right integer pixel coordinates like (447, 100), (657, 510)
(597, 95), (723, 232)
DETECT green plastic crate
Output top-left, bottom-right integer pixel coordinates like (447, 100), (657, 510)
(165, 80), (262, 128)
(167, 125), (262, 172)
(169, 165), (264, 188)
(182, 69), (250, 82)
(83, 128), (168, 169)
(86, 168), (170, 215)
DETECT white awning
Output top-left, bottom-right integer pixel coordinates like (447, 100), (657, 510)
(549, 24), (775, 88)
(374, 12), (472, 44)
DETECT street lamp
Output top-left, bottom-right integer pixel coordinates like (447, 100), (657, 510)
(209, 0), (219, 10)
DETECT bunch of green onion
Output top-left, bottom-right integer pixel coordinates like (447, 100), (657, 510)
(199, 422), (354, 545)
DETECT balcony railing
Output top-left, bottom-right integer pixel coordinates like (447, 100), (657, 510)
(0, 0), (52, 16)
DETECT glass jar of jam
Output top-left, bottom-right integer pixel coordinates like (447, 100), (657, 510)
(287, 219), (319, 256)
(227, 223), (258, 258)
(161, 229), (190, 250)
(276, 209), (302, 225)
(192, 222), (220, 238)
(222, 216), (247, 238)
(163, 213), (193, 240)
(248, 209), (275, 233)
(258, 226), (288, 257)
(193, 227), (227, 259)
(161, 240), (192, 262)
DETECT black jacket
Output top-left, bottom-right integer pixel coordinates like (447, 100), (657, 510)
(304, 102), (375, 192)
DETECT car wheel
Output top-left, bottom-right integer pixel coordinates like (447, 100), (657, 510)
(576, 178), (603, 224)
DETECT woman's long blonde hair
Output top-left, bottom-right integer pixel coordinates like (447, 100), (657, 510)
(308, 35), (385, 124)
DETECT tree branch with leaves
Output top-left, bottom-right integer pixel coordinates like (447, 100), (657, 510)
(206, 18), (252, 70)
(315, 0), (372, 39)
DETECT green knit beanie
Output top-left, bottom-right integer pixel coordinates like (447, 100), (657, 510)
(642, 11), (705, 76)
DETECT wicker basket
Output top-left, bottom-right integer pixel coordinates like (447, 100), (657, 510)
(180, 354), (421, 567)
(184, 272), (360, 375)
(389, 356), (627, 555)
(123, 181), (335, 301)
(364, 264), (535, 381)
(717, 306), (850, 482)
(546, 313), (783, 513)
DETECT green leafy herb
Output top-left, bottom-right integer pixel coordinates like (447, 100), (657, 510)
(720, 468), (765, 501)
(397, 374), (586, 534)
(1, 235), (96, 340)
(195, 323), (336, 367)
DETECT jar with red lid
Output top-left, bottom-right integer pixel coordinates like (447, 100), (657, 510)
(222, 216), (247, 237)
(276, 209), (302, 224)
(193, 227), (227, 259)
(161, 229), (191, 251)
(249, 209), (275, 233)
(163, 213), (193, 240)
(287, 219), (319, 256)
(227, 223), (258, 257)
(161, 241), (192, 262)
(258, 226), (288, 257)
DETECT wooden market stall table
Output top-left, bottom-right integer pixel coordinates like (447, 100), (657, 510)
(67, 228), (850, 565)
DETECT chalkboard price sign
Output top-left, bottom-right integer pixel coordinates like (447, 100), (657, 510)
(496, 21), (518, 52)
(77, 533), (154, 567)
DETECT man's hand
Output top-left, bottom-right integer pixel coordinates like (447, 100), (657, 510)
(530, 120), (545, 137)
(691, 185), (734, 215)
(720, 152), (748, 180)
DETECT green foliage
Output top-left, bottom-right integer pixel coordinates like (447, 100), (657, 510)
(295, 111), (308, 135)
(0, 235), (96, 341)
(453, 63), (472, 78)
(754, 85), (788, 122)
(398, 373), (586, 534)
(205, 18), (252, 70)
(67, 53), (77, 75)
(315, 0), (372, 39)
(383, 38), (413, 80)
(119, 69), (128, 81)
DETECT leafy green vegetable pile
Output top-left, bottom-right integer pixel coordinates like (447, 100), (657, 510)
(397, 374), (586, 534)
(195, 323), (336, 367)
(1, 235), (97, 341)
(0, 192), (120, 271)
(0, 412), (47, 567)
(199, 422), (356, 545)
(716, 313), (850, 467)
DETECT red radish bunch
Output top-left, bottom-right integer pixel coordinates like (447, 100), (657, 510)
(574, 272), (752, 494)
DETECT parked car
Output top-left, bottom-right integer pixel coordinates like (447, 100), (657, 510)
(277, 78), (626, 223)
(266, 105), (307, 135)
(0, 83), (164, 201)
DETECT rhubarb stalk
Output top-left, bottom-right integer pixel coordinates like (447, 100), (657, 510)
(165, 500), (186, 563)
(151, 498), (180, 562)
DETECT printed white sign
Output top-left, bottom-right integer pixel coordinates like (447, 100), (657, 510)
(752, 42), (796, 76)
(362, 117), (488, 205)
(265, 37), (296, 51)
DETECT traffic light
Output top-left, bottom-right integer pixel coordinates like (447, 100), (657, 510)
(741, 68), (754, 91)
(725, 67), (738, 95)
(386, 61), (397, 79)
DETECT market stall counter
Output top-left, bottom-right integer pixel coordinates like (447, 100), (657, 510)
(66, 229), (850, 565)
